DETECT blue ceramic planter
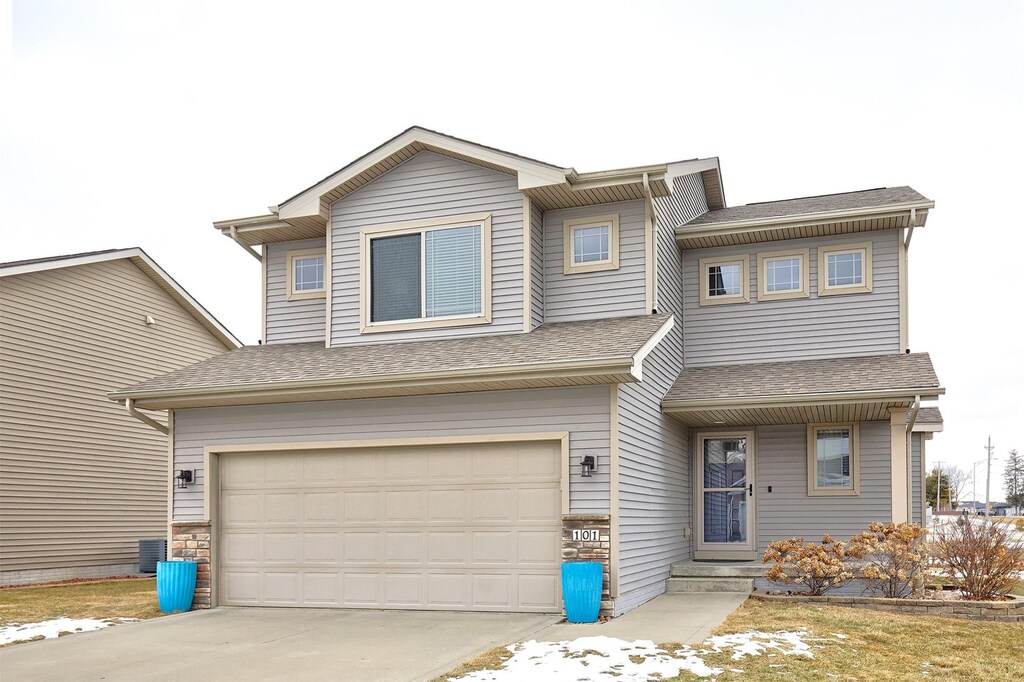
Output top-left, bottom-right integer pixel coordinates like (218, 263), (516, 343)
(561, 561), (602, 623)
(157, 560), (197, 613)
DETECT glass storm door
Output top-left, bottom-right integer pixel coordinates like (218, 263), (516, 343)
(697, 433), (755, 557)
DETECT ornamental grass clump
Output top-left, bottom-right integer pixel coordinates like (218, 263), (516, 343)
(847, 522), (928, 598)
(762, 535), (855, 595)
(932, 518), (1024, 600)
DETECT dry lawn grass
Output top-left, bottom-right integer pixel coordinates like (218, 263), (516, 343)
(659, 599), (1024, 681)
(0, 578), (161, 628)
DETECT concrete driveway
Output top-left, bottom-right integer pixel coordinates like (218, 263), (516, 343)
(0, 607), (559, 682)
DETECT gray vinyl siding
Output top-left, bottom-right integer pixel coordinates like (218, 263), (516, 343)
(171, 386), (611, 520)
(0, 260), (228, 577)
(614, 178), (706, 614)
(682, 230), (901, 366)
(265, 238), (327, 344)
(530, 200), (544, 329)
(654, 173), (709, 233)
(754, 422), (892, 552)
(543, 200), (647, 323)
(912, 433), (923, 524)
(329, 151), (524, 345)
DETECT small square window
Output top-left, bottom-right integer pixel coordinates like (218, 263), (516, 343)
(287, 249), (326, 300)
(699, 256), (749, 306)
(757, 249), (809, 301)
(807, 423), (860, 496)
(563, 214), (619, 274)
(818, 243), (873, 296)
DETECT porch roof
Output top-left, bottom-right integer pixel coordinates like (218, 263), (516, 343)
(662, 353), (943, 427)
(109, 313), (673, 409)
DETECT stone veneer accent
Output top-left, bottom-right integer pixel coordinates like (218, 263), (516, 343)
(561, 514), (612, 615)
(751, 590), (1024, 622)
(170, 521), (211, 609)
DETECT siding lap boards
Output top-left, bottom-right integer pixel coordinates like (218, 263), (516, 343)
(265, 238), (327, 344)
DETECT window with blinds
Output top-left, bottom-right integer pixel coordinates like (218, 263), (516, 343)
(367, 221), (484, 324)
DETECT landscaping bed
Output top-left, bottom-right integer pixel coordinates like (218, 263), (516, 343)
(750, 589), (1024, 622)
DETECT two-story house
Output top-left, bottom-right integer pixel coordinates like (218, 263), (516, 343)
(111, 127), (943, 615)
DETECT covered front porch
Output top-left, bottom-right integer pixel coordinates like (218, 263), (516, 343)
(662, 353), (943, 561)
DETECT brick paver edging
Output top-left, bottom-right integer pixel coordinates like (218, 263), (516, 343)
(750, 589), (1024, 622)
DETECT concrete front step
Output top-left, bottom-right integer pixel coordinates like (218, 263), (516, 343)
(671, 561), (765, 578)
(666, 577), (754, 593)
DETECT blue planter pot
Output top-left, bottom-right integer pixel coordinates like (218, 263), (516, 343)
(157, 561), (197, 613)
(561, 561), (602, 623)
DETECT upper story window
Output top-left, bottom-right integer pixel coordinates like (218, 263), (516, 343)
(563, 214), (619, 274)
(359, 213), (492, 333)
(807, 423), (860, 496)
(698, 255), (749, 306)
(287, 249), (326, 300)
(818, 243), (873, 296)
(757, 248), (809, 301)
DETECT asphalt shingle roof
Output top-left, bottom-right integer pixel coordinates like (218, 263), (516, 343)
(684, 187), (930, 227)
(0, 248), (123, 270)
(665, 353), (940, 403)
(114, 313), (672, 396)
(910, 406), (943, 424)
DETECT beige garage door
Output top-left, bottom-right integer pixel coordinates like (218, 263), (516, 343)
(218, 441), (562, 612)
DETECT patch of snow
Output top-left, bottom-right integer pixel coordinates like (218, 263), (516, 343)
(450, 630), (847, 680)
(0, 617), (136, 645)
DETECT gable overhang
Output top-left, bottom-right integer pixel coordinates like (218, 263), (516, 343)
(662, 386), (944, 428)
(110, 316), (674, 410)
(0, 248), (240, 349)
(667, 157), (726, 210)
(214, 127), (702, 248)
(675, 199), (934, 249)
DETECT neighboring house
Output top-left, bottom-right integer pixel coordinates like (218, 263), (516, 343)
(110, 127), (943, 615)
(0, 249), (239, 586)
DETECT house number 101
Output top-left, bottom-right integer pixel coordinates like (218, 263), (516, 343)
(572, 529), (601, 542)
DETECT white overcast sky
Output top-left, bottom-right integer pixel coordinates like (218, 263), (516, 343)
(1, 1), (1021, 500)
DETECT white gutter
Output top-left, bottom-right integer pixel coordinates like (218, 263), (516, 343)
(906, 395), (921, 522)
(642, 172), (659, 313)
(228, 225), (263, 262)
(125, 398), (169, 435)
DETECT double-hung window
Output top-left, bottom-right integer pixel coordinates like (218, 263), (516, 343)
(818, 243), (873, 295)
(287, 249), (326, 300)
(360, 214), (491, 332)
(757, 249), (809, 301)
(698, 255), (749, 305)
(563, 214), (619, 274)
(807, 423), (860, 496)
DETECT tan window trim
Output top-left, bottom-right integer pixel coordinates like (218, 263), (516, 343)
(358, 213), (492, 334)
(286, 248), (327, 301)
(563, 214), (619, 275)
(817, 242), (873, 296)
(807, 423), (860, 496)
(698, 254), (750, 306)
(757, 248), (809, 302)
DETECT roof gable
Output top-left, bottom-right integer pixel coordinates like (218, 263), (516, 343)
(0, 248), (240, 349)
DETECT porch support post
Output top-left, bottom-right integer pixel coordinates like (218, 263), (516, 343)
(889, 407), (910, 523)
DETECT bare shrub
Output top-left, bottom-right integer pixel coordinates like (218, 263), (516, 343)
(932, 518), (1024, 600)
(847, 522), (928, 598)
(762, 535), (855, 596)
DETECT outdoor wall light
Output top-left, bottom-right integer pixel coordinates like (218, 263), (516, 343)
(580, 455), (597, 478)
(175, 469), (194, 489)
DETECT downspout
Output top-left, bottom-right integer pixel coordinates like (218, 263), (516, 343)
(906, 394), (921, 522)
(642, 172), (659, 313)
(125, 398), (169, 435)
(904, 208), (916, 249)
(228, 225), (263, 262)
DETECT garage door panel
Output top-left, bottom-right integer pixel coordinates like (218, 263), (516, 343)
(220, 441), (561, 612)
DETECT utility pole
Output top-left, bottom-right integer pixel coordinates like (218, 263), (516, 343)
(984, 436), (995, 517)
(973, 458), (988, 514)
(935, 460), (943, 512)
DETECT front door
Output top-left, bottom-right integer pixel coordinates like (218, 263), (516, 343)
(696, 432), (756, 559)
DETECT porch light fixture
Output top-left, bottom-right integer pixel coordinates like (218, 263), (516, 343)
(580, 455), (597, 478)
(174, 469), (194, 489)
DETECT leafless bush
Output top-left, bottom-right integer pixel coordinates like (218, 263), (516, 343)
(931, 518), (1024, 600)
(847, 522), (929, 598)
(762, 535), (855, 596)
